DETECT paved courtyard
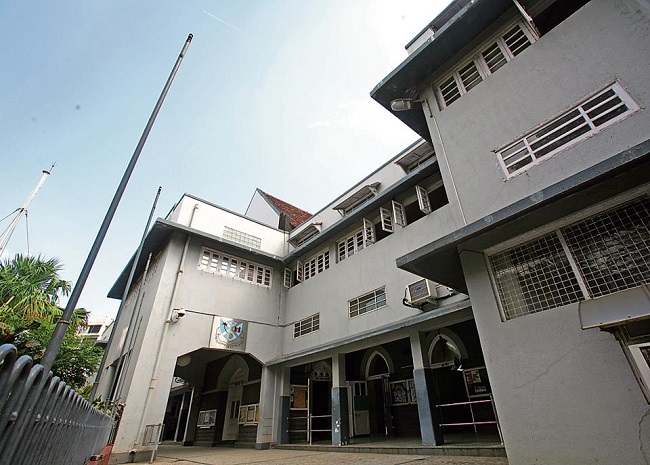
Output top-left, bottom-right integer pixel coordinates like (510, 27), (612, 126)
(154, 445), (508, 465)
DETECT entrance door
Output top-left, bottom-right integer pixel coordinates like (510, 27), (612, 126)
(347, 381), (370, 436)
(367, 375), (392, 436)
(222, 373), (245, 441)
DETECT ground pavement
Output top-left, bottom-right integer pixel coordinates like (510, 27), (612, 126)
(154, 445), (508, 465)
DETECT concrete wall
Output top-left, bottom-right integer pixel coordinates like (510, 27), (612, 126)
(283, 201), (465, 356)
(460, 248), (650, 465)
(420, 0), (650, 224)
(245, 190), (281, 229)
(171, 195), (287, 257)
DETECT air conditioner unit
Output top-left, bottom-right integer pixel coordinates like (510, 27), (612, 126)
(406, 279), (438, 305)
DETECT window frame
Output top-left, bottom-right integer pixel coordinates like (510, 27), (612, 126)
(198, 247), (272, 288)
(348, 286), (387, 319)
(434, 19), (538, 110)
(293, 313), (320, 338)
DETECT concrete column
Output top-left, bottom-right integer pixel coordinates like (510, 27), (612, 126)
(276, 366), (291, 444)
(256, 366), (276, 449)
(410, 332), (444, 446)
(183, 370), (205, 446)
(331, 353), (349, 445)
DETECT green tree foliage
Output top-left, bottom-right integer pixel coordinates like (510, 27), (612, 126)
(0, 253), (103, 389)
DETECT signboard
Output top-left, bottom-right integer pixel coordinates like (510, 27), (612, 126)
(389, 379), (417, 405)
(197, 409), (217, 428)
(210, 317), (247, 351)
(463, 366), (491, 398)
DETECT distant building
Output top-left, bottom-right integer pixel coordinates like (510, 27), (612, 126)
(79, 315), (113, 344)
(96, 1), (650, 463)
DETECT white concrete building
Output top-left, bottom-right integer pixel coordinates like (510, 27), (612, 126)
(97, 1), (650, 463)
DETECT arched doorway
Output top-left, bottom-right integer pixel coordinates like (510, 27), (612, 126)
(364, 350), (393, 437)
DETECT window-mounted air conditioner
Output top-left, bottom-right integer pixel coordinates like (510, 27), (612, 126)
(406, 279), (438, 305)
(407, 279), (455, 305)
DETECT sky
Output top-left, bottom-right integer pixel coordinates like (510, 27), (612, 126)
(0, 0), (451, 321)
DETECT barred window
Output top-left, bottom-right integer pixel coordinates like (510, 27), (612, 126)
(198, 247), (272, 287)
(304, 250), (330, 280)
(490, 233), (583, 320)
(294, 314), (319, 338)
(435, 21), (536, 109)
(497, 83), (640, 177)
(489, 198), (650, 320)
(562, 199), (650, 298)
(349, 287), (387, 318)
(338, 229), (367, 262)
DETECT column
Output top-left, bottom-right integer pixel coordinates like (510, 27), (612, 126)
(331, 353), (349, 446)
(275, 366), (291, 444)
(256, 366), (276, 449)
(410, 331), (444, 446)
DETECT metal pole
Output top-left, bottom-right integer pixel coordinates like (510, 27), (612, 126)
(41, 34), (193, 372)
(0, 165), (54, 258)
(90, 187), (162, 400)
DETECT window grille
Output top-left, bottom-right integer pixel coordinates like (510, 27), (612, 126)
(562, 199), (650, 298)
(294, 313), (319, 338)
(489, 197), (650, 320)
(435, 21), (535, 109)
(198, 248), (272, 287)
(497, 83), (640, 177)
(392, 201), (407, 227)
(223, 226), (262, 250)
(490, 233), (583, 320)
(283, 268), (292, 288)
(349, 287), (387, 318)
(363, 218), (375, 245)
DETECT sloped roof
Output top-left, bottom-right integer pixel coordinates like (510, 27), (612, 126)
(261, 191), (312, 228)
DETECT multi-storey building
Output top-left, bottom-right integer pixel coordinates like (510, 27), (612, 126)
(97, 1), (650, 463)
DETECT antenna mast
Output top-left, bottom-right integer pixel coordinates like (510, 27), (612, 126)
(0, 164), (54, 258)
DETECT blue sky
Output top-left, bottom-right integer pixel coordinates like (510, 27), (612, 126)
(0, 0), (449, 320)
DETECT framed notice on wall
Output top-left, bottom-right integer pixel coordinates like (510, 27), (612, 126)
(390, 380), (416, 405)
(197, 409), (216, 428)
(463, 366), (491, 398)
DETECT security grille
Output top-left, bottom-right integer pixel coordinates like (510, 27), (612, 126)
(489, 197), (650, 320)
(498, 83), (640, 177)
(294, 314), (319, 338)
(349, 287), (387, 318)
(490, 233), (583, 320)
(562, 199), (650, 298)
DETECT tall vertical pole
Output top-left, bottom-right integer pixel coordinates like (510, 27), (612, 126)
(41, 33), (193, 372)
(0, 165), (54, 258)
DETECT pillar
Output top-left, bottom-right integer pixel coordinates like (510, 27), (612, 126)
(410, 332), (444, 445)
(331, 353), (349, 446)
(275, 366), (291, 444)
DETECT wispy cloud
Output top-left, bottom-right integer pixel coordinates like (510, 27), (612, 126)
(203, 11), (242, 32)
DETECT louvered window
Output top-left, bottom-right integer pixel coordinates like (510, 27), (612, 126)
(198, 248), (272, 287)
(497, 83), (640, 177)
(489, 197), (650, 320)
(435, 20), (536, 109)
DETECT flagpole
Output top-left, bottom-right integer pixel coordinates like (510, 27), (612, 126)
(41, 34), (193, 372)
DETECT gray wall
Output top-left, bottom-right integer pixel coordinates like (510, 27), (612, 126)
(421, 0), (650, 224)
(460, 249), (650, 464)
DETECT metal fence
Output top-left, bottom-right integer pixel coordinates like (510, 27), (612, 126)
(0, 343), (113, 465)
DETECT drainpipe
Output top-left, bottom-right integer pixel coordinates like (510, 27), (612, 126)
(135, 203), (198, 447)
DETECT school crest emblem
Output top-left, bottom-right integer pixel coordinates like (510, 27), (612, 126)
(212, 318), (247, 350)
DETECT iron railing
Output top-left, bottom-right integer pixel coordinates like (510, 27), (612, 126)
(0, 343), (113, 465)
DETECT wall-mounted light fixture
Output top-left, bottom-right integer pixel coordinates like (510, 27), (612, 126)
(390, 98), (433, 117)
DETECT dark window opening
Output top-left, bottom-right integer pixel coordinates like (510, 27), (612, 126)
(532, 0), (590, 36)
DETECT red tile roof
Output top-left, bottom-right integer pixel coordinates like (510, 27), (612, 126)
(261, 191), (312, 228)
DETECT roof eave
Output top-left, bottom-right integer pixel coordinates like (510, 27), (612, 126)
(370, 0), (513, 141)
